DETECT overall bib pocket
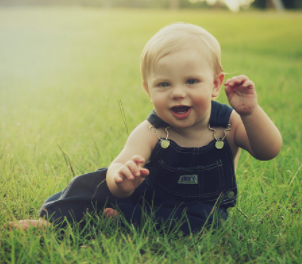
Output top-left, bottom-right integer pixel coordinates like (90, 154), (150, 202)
(150, 159), (224, 199)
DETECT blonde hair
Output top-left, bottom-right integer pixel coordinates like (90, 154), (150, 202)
(140, 23), (223, 84)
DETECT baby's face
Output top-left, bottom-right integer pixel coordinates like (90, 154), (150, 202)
(145, 47), (221, 129)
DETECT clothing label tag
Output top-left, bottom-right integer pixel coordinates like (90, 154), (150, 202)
(177, 175), (198, 184)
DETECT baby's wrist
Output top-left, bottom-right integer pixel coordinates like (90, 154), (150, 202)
(239, 104), (261, 119)
(233, 98), (258, 114)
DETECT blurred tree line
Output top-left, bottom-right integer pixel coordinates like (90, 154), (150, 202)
(0, 0), (301, 9)
(0, 0), (207, 8)
(253, 0), (302, 8)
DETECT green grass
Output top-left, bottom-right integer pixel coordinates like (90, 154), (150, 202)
(1, 7), (302, 263)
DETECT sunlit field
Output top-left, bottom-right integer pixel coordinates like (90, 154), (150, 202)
(0, 7), (301, 263)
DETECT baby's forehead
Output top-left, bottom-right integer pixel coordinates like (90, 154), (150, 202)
(152, 45), (214, 70)
(159, 45), (209, 59)
(141, 27), (222, 83)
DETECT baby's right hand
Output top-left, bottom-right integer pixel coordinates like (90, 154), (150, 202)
(113, 155), (149, 194)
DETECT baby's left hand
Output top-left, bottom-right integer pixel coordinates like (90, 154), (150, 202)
(224, 75), (258, 116)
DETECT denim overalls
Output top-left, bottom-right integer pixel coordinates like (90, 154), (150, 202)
(39, 101), (237, 234)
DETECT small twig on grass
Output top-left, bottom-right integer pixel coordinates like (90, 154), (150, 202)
(57, 144), (75, 177)
(91, 179), (106, 200)
(289, 163), (302, 185)
(234, 205), (255, 223)
(195, 192), (224, 236)
(118, 99), (129, 136)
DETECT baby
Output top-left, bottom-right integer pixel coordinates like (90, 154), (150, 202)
(8, 23), (282, 234)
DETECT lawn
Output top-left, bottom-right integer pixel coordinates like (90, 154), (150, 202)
(0, 7), (301, 263)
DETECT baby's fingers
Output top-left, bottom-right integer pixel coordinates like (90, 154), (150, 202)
(242, 80), (254, 89)
(114, 166), (134, 183)
(139, 168), (149, 178)
(225, 75), (249, 86)
(125, 160), (142, 177)
(132, 155), (145, 165)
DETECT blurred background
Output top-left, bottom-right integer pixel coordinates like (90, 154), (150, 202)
(0, 0), (301, 12)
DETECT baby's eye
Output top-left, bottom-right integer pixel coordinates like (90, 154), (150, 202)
(186, 79), (198, 85)
(159, 82), (169, 87)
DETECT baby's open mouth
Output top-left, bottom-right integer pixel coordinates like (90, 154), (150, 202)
(171, 106), (192, 119)
(171, 106), (191, 114)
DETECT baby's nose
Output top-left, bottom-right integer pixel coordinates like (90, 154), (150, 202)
(171, 86), (186, 99)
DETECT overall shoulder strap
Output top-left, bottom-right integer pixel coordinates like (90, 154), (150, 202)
(209, 101), (233, 128)
(147, 110), (169, 128)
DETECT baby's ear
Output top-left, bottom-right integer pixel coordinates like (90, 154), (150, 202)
(212, 73), (224, 98)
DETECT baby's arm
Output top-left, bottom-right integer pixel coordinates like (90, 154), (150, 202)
(106, 120), (157, 198)
(225, 75), (282, 160)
